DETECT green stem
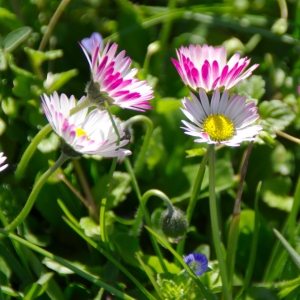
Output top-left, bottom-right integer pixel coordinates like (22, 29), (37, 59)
(62, 216), (156, 300)
(227, 142), (254, 296)
(208, 145), (230, 300)
(177, 147), (211, 256)
(0, 210), (33, 279)
(38, 0), (71, 52)
(0, 229), (135, 300)
(239, 182), (261, 299)
(99, 102), (120, 247)
(15, 124), (52, 181)
(124, 158), (167, 272)
(288, 173), (300, 246)
(124, 115), (154, 176)
(5, 153), (69, 232)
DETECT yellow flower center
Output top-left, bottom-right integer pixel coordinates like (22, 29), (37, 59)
(76, 128), (89, 139)
(203, 114), (234, 141)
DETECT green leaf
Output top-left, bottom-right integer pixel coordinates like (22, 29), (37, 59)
(64, 283), (91, 300)
(273, 228), (300, 269)
(142, 255), (180, 274)
(1, 97), (17, 118)
(24, 47), (63, 69)
(156, 98), (182, 114)
(111, 233), (141, 267)
(235, 75), (266, 101)
(24, 273), (54, 300)
(0, 286), (21, 297)
(259, 100), (295, 131)
(186, 148), (207, 158)
(37, 132), (60, 154)
(44, 69), (79, 93)
(42, 258), (74, 275)
(0, 48), (7, 71)
(12, 75), (31, 97)
(146, 126), (165, 170)
(261, 176), (293, 212)
(79, 217), (101, 241)
(4, 27), (32, 52)
(271, 143), (294, 176)
(108, 171), (132, 209)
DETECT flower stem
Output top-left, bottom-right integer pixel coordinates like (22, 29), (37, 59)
(176, 147), (211, 256)
(15, 124), (52, 181)
(208, 145), (230, 300)
(275, 129), (300, 145)
(124, 158), (167, 272)
(99, 102), (120, 248)
(124, 115), (154, 176)
(38, 0), (71, 52)
(5, 153), (69, 233)
(227, 141), (254, 295)
(0, 229), (135, 300)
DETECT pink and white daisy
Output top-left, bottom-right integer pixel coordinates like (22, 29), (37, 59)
(79, 33), (153, 111)
(41, 92), (131, 157)
(172, 44), (259, 92)
(0, 152), (8, 172)
(181, 89), (262, 147)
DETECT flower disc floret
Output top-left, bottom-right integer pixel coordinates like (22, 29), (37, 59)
(79, 33), (154, 111)
(41, 92), (131, 157)
(181, 89), (262, 147)
(171, 44), (259, 92)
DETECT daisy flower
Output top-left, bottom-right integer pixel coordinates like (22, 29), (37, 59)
(79, 32), (153, 111)
(181, 89), (262, 147)
(171, 44), (259, 92)
(41, 92), (131, 157)
(184, 253), (208, 276)
(0, 152), (8, 172)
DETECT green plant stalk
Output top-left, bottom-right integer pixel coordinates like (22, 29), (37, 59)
(208, 145), (230, 300)
(38, 0), (71, 52)
(5, 153), (69, 233)
(61, 216), (156, 300)
(0, 210), (33, 279)
(124, 158), (167, 272)
(177, 147), (211, 256)
(145, 226), (215, 300)
(273, 228), (300, 269)
(0, 229), (135, 300)
(158, 0), (177, 53)
(15, 124), (52, 181)
(241, 182), (262, 298)
(124, 115), (154, 176)
(99, 102), (120, 248)
(135, 252), (164, 300)
(288, 174), (300, 246)
(226, 141), (254, 296)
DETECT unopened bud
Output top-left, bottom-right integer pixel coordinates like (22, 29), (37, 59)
(160, 208), (188, 243)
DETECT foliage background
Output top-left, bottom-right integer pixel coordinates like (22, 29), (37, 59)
(1, 0), (300, 299)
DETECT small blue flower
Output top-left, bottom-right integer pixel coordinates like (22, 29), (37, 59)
(81, 32), (103, 54)
(184, 253), (208, 276)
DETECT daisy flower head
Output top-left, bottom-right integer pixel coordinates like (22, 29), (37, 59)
(41, 92), (131, 158)
(0, 152), (8, 172)
(184, 253), (208, 276)
(171, 44), (259, 92)
(79, 32), (154, 111)
(181, 89), (262, 147)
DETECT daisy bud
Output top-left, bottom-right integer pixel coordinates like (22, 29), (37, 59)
(160, 208), (188, 243)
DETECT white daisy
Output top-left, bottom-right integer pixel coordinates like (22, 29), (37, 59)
(0, 152), (8, 172)
(181, 89), (262, 147)
(41, 92), (131, 157)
